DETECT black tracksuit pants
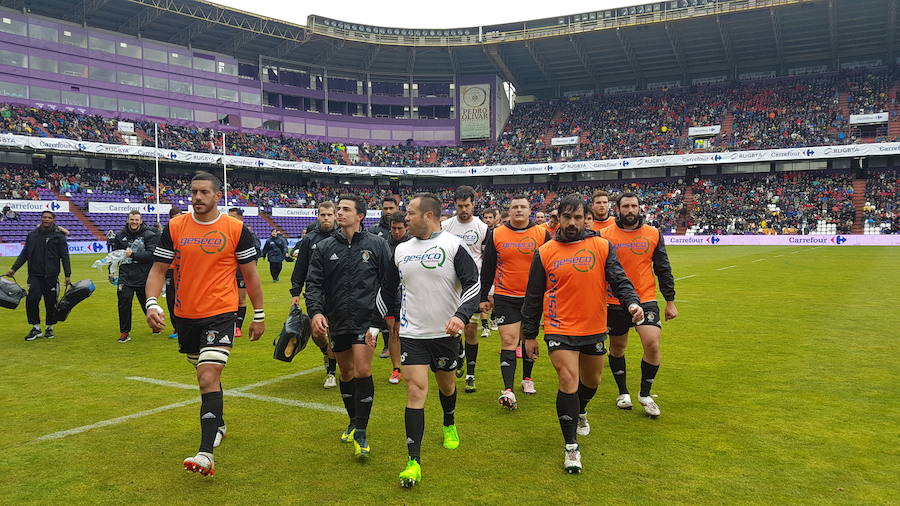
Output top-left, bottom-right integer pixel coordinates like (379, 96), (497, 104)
(26, 276), (59, 326)
(118, 284), (147, 333)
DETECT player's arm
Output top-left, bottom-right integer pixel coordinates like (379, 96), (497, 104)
(145, 225), (175, 332)
(371, 238), (396, 326)
(289, 236), (312, 299)
(304, 242), (329, 335)
(7, 233), (30, 275)
(479, 228), (497, 304)
(652, 230), (678, 320)
(447, 245), (480, 336)
(521, 250), (546, 341)
(132, 230), (158, 264)
(603, 243), (643, 323)
(381, 248), (401, 320)
(236, 225), (264, 340)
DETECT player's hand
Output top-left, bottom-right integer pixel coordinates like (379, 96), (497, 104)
(146, 307), (165, 333)
(665, 301), (678, 321)
(628, 304), (645, 324)
(290, 296), (300, 307)
(3, 269), (14, 277)
(479, 301), (492, 313)
(365, 327), (378, 347)
(124, 248), (132, 258)
(445, 316), (465, 337)
(248, 321), (265, 341)
(311, 314), (329, 336)
(64, 277), (72, 288)
(524, 339), (540, 359)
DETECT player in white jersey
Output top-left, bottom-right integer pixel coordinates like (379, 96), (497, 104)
(383, 193), (481, 488)
(441, 186), (489, 390)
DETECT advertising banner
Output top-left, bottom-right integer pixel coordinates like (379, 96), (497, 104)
(88, 202), (172, 214)
(459, 84), (491, 140)
(664, 235), (900, 246)
(551, 136), (580, 146)
(0, 199), (69, 212)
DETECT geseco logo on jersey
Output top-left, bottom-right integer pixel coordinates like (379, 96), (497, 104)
(400, 246), (447, 269)
(613, 236), (651, 255)
(457, 229), (480, 245)
(552, 248), (596, 272)
(501, 237), (537, 255)
(179, 230), (227, 254)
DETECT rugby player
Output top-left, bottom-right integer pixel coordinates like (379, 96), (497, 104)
(386, 212), (410, 384)
(591, 189), (616, 233)
(382, 193), (480, 488)
(480, 196), (552, 404)
(521, 193), (642, 474)
(145, 172), (265, 477)
(441, 186), (488, 384)
(227, 208), (260, 339)
(603, 192), (677, 418)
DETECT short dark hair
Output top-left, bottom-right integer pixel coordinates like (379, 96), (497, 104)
(128, 210), (141, 217)
(338, 193), (367, 216)
(558, 194), (586, 215)
(510, 194), (530, 203)
(228, 207), (244, 216)
(616, 191), (641, 207)
(500, 210), (509, 218)
(483, 208), (496, 217)
(389, 212), (407, 225)
(191, 171), (222, 191)
(317, 201), (335, 211)
(41, 210), (55, 218)
(592, 189), (609, 201)
(413, 193), (442, 220)
(382, 196), (398, 206)
(168, 207), (183, 218)
(454, 185), (476, 203)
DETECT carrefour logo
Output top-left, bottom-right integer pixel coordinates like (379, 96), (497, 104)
(707, 236), (721, 244)
(400, 246), (447, 269)
(180, 230), (227, 254)
(552, 249), (596, 272)
(831, 235), (847, 245)
(90, 242), (105, 252)
(501, 238), (537, 255)
(613, 237), (651, 255)
(46, 201), (61, 211)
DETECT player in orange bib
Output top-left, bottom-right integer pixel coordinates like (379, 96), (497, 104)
(521, 193), (643, 474)
(591, 189), (616, 233)
(602, 191), (677, 419)
(480, 195), (551, 407)
(145, 172), (265, 477)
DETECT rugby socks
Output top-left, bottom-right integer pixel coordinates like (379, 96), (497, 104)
(577, 382), (597, 415)
(326, 358), (337, 376)
(339, 378), (356, 425)
(640, 360), (660, 397)
(354, 376), (375, 430)
(556, 391), (579, 445)
(218, 382), (226, 428)
(439, 389), (457, 427)
(522, 348), (535, 380)
(609, 354), (629, 395)
(480, 318), (489, 330)
(236, 306), (246, 330)
(465, 342), (479, 377)
(500, 349), (517, 391)
(198, 390), (223, 453)
(405, 407), (425, 462)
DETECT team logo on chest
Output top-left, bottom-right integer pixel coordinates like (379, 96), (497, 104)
(552, 249), (597, 272)
(361, 250), (372, 262)
(400, 246), (447, 269)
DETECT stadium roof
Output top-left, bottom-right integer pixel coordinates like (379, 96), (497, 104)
(8, 0), (898, 96)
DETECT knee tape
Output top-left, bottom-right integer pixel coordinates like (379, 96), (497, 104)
(186, 354), (200, 367)
(198, 347), (230, 366)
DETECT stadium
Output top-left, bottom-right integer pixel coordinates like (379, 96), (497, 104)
(0, 0), (898, 502)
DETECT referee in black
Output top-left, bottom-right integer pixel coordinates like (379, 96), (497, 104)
(5, 210), (71, 340)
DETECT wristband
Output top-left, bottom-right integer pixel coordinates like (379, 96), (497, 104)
(145, 297), (163, 314)
(253, 309), (265, 322)
(367, 327), (380, 337)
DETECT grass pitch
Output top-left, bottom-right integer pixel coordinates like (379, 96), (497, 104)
(1, 245), (898, 505)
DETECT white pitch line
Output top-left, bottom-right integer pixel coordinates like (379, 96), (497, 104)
(774, 254), (785, 257)
(675, 274), (696, 281)
(34, 368), (323, 443)
(751, 258), (766, 263)
(35, 399), (198, 442)
(227, 391), (344, 413)
(716, 265), (737, 271)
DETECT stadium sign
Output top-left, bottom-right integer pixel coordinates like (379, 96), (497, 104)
(663, 235), (900, 246)
(0, 240), (108, 257)
(849, 113), (888, 125)
(688, 126), (721, 137)
(88, 202), (173, 214)
(0, 199), (69, 212)
(459, 84), (491, 140)
(551, 136), (580, 146)
(270, 208), (382, 218)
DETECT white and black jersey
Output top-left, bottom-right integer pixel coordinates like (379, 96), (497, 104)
(441, 215), (488, 270)
(382, 231), (480, 340)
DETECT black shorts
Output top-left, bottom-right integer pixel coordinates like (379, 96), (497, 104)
(400, 337), (460, 372)
(493, 294), (524, 326)
(544, 334), (607, 356)
(330, 332), (376, 354)
(174, 312), (237, 355)
(607, 301), (662, 336)
(235, 270), (246, 289)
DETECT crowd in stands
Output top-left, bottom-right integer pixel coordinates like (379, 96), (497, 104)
(688, 172), (857, 235)
(0, 69), (895, 169)
(863, 170), (898, 233)
(2, 165), (890, 235)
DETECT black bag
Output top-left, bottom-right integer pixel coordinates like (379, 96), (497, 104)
(274, 305), (312, 362)
(0, 275), (26, 309)
(55, 279), (95, 322)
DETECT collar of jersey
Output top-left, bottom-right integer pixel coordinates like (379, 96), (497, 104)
(191, 212), (223, 225)
(614, 216), (645, 230)
(505, 221), (534, 231)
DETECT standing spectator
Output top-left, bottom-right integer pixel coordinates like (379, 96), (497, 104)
(111, 211), (159, 343)
(5, 211), (71, 340)
(262, 229), (289, 282)
(1, 205), (20, 221)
